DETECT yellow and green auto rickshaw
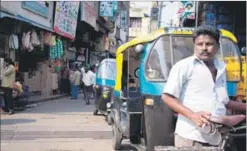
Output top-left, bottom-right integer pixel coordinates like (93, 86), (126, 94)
(110, 27), (244, 151)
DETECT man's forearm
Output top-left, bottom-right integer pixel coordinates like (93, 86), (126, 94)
(226, 100), (246, 112)
(162, 93), (194, 119)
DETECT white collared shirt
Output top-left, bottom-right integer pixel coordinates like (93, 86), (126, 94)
(163, 55), (229, 145)
(83, 70), (96, 86)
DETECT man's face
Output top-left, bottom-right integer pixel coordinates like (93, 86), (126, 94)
(194, 34), (218, 62)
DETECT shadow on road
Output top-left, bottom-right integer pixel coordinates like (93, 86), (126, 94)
(0, 118), (36, 125)
(120, 144), (138, 151)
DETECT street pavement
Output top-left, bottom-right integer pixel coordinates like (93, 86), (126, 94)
(1, 96), (136, 151)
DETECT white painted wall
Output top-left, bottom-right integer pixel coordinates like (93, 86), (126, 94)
(1, 1), (54, 28)
(160, 2), (182, 27)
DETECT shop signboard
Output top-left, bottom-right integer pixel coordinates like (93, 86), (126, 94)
(99, 2), (118, 17)
(177, 1), (196, 20)
(81, 2), (97, 30)
(54, 1), (79, 40)
(1, 2), (54, 29)
(21, 2), (49, 18)
(120, 11), (127, 31)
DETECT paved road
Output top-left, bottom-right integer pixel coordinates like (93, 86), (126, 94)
(1, 96), (136, 151)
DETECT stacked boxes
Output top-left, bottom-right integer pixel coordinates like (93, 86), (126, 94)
(23, 62), (59, 97)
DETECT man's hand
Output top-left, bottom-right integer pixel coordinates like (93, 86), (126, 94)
(189, 111), (211, 127)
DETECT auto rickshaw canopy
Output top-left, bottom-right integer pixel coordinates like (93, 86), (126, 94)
(114, 27), (238, 92)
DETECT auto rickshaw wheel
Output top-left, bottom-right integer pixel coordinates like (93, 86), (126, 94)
(112, 123), (122, 150)
(93, 109), (98, 115)
(107, 113), (113, 125)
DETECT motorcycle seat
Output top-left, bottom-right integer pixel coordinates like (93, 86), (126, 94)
(208, 114), (246, 127)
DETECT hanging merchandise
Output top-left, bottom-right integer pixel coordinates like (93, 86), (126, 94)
(50, 36), (56, 46)
(22, 31), (34, 52)
(56, 39), (63, 59)
(54, 60), (61, 72)
(30, 30), (41, 46)
(43, 32), (52, 46)
(49, 45), (57, 59)
(9, 34), (19, 50)
(49, 39), (63, 60)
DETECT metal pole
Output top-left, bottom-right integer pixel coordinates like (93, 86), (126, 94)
(158, 1), (163, 28)
(195, 1), (199, 27)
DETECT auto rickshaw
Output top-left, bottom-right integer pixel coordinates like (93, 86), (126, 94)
(236, 47), (246, 102)
(93, 58), (116, 124)
(110, 27), (243, 151)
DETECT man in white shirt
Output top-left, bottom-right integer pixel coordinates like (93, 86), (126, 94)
(83, 65), (96, 105)
(162, 25), (246, 147)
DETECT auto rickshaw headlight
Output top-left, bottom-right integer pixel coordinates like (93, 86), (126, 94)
(103, 87), (110, 91)
(145, 98), (154, 106)
(135, 44), (144, 53)
(107, 102), (111, 108)
(102, 91), (109, 99)
(147, 69), (160, 79)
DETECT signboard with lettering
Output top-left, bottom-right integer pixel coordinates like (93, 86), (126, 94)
(177, 1), (196, 20)
(100, 2), (114, 17)
(54, 1), (79, 40)
(120, 11), (127, 32)
(22, 2), (49, 18)
(81, 2), (97, 30)
(165, 27), (194, 35)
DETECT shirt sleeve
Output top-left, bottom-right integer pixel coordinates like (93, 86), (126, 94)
(220, 70), (230, 105)
(163, 62), (187, 99)
(4, 65), (15, 77)
(91, 73), (96, 85)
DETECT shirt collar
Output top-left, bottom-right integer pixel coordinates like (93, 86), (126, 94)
(192, 55), (226, 71)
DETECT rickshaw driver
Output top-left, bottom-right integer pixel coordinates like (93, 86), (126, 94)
(162, 25), (246, 147)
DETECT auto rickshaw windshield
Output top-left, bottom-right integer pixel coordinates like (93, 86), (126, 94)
(145, 35), (241, 82)
(145, 35), (194, 82)
(97, 61), (116, 80)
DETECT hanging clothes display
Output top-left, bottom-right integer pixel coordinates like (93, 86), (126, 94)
(30, 30), (41, 46)
(49, 38), (63, 59)
(56, 39), (63, 58)
(9, 34), (19, 50)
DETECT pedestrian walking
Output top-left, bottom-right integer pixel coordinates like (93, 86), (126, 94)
(60, 61), (70, 95)
(1, 58), (16, 115)
(83, 65), (96, 105)
(71, 64), (81, 99)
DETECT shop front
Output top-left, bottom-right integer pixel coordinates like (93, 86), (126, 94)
(0, 1), (80, 97)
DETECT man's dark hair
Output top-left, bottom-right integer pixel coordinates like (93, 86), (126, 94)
(75, 63), (79, 70)
(90, 65), (95, 71)
(4, 58), (12, 64)
(193, 25), (220, 44)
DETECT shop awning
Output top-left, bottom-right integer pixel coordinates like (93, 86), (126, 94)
(0, 11), (54, 32)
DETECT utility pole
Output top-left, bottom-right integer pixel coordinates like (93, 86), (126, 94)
(158, 1), (163, 28)
(195, 1), (199, 27)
